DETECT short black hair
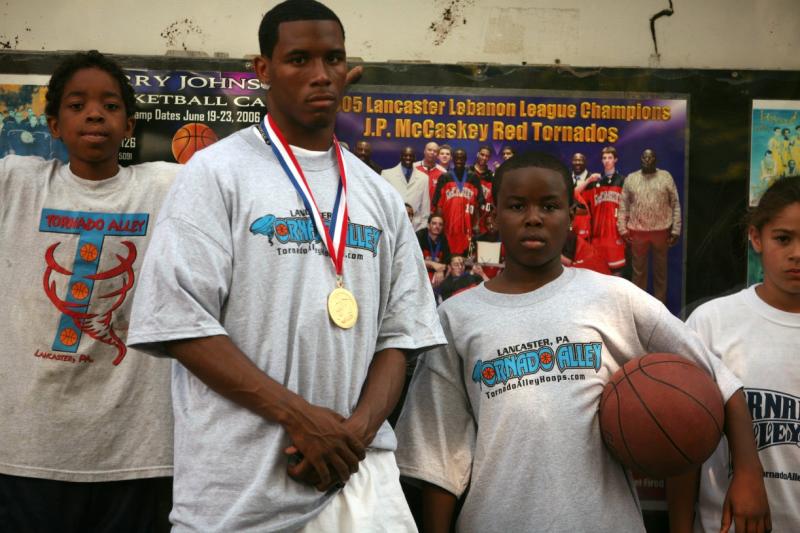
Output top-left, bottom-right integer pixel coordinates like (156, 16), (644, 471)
(748, 176), (800, 231)
(259, 0), (345, 58)
(493, 151), (574, 207)
(45, 50), (136, 118)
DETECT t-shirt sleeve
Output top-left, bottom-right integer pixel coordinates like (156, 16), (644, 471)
(395, 312), (476, 497)
(631, 289), (741, 402)
(374, 200), (446, 355)
(127, 158), (233, 356)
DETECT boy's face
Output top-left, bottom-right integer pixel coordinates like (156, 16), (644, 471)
(438, 149), (451, 166)
(495, 166), (573, 274)
(502, 148), (514, 160)
(601, 152), (617, 173)
(47, 67), (134, 180)
(254, 20), (347, 145)
(450, 257), (465, 276)
(476, 148), (490, 168)
(453, 150), (467, 171)
(428, 216), (444, 236)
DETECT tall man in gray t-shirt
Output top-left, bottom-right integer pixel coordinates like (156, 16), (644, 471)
(128, 1), (443, 530)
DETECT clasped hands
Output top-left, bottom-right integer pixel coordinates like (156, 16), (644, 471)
(283, 401), (369, 492)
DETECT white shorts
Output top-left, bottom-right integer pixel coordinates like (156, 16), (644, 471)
(299, 450), (417, 533)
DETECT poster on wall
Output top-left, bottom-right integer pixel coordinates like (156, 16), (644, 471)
(1, 72), (689, 318)
(0, 74), (68, 162)
(748, 99), (800, 285)
(335, 87), (689, 317)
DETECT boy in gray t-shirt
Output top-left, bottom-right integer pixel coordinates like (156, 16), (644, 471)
(395, 151), (770, 533)
(128, 2), (443, 531)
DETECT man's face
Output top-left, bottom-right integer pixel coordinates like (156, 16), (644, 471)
(355, 141), (371, 161)
(453, 150), (467, 171)
(428, 216), (444, 236)
(476, 148), (490, 168)
(254, 20), (347, 143)
(423, 142), (439, 164)
(400, 147), (415, 168)
(438, 148), (452, 167)
(640, 149), (657, 173)
(571, 153), (586, 175)
(502, 148), (514, 160)
(601, 152), (617, 173)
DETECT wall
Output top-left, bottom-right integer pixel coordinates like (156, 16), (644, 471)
(1, 0), (799, 70)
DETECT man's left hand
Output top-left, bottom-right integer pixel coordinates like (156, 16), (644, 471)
(667, 234), (680, 246)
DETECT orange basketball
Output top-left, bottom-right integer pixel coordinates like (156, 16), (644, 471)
(171, 122), (219, 164)
(80, 243), (98, 262)
(60, 328), (78, 346)
(71, 281), (90, 300)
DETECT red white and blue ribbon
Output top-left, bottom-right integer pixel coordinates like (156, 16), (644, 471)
(259, 114), (349, 278)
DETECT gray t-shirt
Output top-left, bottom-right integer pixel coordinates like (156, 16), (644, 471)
(128, 128), (444, 532)
(395, 268), (741, 533)
(0, 155), (176, 482)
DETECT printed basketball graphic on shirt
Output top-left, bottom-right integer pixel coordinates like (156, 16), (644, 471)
(249, 210), (382, 259)
(472, 336), (603, 397)
(171, 122), (218, 164)
(39, 209), (149, 365)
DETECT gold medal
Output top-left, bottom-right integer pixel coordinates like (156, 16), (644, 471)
(328, 286), (358, 329)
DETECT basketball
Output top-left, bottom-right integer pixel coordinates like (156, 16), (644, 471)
(598, 353), (724, 478)
(171, 122), (218, 164)
(80, 243), (98, 262)
(71, 281), (89, 300)
(60, 327), (78, 346)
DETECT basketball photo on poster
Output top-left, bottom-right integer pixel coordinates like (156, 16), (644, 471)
(171, 122), (219, 164)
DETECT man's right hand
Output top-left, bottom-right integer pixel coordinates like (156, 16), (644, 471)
(283, 401), (365, 491)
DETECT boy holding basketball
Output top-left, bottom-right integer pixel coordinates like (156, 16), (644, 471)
(0, 51), (177, 531)
(395, 151), (770, 532)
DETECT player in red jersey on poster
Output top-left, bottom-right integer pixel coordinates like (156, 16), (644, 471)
(432, 148), (485, 255)
(583, 146), (626, 273)
(415, 141), (446, 204)
(472, 146), (495, 235)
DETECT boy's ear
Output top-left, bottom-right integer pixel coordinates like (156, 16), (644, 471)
(125, 116), (135, 138)
(253, 55), (271, 87)
(748, 226), (763, 254)
(47, 115), (61, 139)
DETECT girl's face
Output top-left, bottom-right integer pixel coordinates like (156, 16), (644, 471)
(749, 202), (800, 311)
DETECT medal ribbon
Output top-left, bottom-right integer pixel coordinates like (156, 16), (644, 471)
(453, 168), (468, 191)
(260, 114), (348, 278)
(427, 234), (442, 262)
